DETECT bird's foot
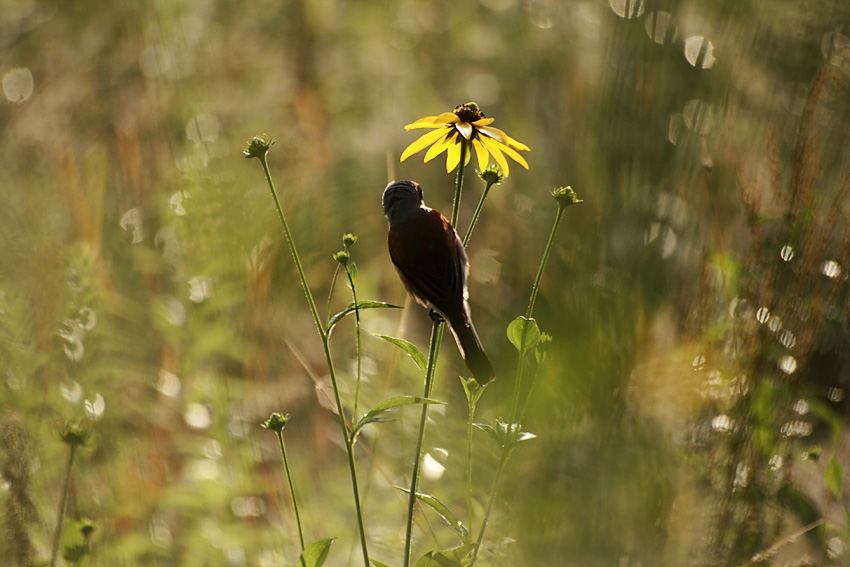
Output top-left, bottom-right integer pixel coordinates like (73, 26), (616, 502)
(428, 309), (444, 323)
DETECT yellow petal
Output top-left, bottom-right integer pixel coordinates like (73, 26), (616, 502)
(423, 131), (455, 162)
(481, 137), (510, 177)
(400, 128), (450, 162)
(445, 134), (463, 173)
(496, 140), (530, 169)
(472, 138), (489, 171)
(472, 117), (495, 127)
(483, 126), (530, 151)
(434, 112), (460, 124)
(405, 116), (440, 130)
(455, 122), (473, 140)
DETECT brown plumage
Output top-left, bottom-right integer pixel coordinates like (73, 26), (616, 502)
(382, 180), (495, 383)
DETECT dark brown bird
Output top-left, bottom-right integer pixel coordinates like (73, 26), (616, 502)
(382, 180), (495, 383)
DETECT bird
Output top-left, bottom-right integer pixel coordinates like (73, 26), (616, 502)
(382, 180), (495, 383)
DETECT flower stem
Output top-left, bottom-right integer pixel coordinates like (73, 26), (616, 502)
(466, 401), (477, 531)
(346, 267), (364, 420)
(326, 264), (342, 326)
(403, 320), (444, 567)
(469, 449), (509, 567)
(463, 179), (494, 248)
(403, 142), (469, 567)
(450, 141), (469, 228)
(257, 154), (325, 339)
(472, 199), (570, 565)
(255, 152), (371, 567)
(509, 203), (566, 424)
(50, 444), (77, 567)
(276, 431), (306, 554)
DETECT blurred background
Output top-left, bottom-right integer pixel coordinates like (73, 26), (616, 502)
(2, 0), (849, 565)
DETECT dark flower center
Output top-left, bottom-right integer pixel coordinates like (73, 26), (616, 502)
(454, 102), (486, 124)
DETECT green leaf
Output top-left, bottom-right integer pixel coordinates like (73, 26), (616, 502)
(328, 301), (400, 331)
(373, 334), (427, 373)
(826, 455), (844, 498)
(413, 545), (475, 567)
(507, 316), (541, 354)
(474, 419), (536, 450)
(347, 262), (359, 290)
(353, 396), (445, 438)
(396, 489), (469, 543)
(459, 376), (485, 409)
(300, 538), (334, 567)
(369, 559), (391, 567)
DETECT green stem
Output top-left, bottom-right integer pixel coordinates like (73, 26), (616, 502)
(463, 180), (494, 248)
(469, 450), (509, 567)
(466, 401), (477, 532)
(450, 141), (469, 228)
(257, 154), (326, 341)
(256, 153), (371, 567)
(50, 444), (76, 567)
(509, 204), (566, 424)
(276, 431), (306, 554)
(326, 264), (342, 326)
(472, 201), (569, 564)
(347, 267), (364, 420)
(402, 140), (469, 567)
(403, 320), (444, 567)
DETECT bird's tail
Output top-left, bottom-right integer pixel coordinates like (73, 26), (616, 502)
(449, 315), (495, 384)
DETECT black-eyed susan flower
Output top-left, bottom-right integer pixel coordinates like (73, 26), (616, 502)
(400, 102), (530, 176)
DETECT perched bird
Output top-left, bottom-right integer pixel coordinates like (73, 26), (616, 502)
(382, 180), (495, 383)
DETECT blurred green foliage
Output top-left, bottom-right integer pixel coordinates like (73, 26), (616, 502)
(1, 0), (849, 565)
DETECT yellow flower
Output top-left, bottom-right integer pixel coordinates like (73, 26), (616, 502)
(400, 102), (530, 177)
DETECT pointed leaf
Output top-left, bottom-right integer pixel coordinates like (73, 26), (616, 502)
(300, 538), (334, 567)
(507, 316), (541, 354)
(373, 334), (427, 373)
(347, 262), (359, 290)
(353, 396), (445, 438)
(414, 554), (442, 567)
(414, 545), (475, 567)
(370, 559), (392, 567)
(473, 422), (501, 448)
(459, 376), (485, 409)
(328, 301), (400, 331)
(826, 455), (844, 498)
(474, 419), (536, 450)
(396, 488), (469, 543)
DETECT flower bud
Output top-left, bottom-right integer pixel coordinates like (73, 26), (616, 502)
(261, 412), (291, 433)
(552, 186), (583, 209)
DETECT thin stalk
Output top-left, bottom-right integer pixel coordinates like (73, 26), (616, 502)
(466, 401), (477, 531)
(326, 264), (342, 325)
(509, 203), (566, 424)
(450, 141), (469, 228)
(463, 179), (495, 248)
(472, 199), (570, 565)
(470, 450), (509, 566)
(403, 141), (468, 567)
(255, 152), (371, 567)
(403, 321), (444, 567)
(50, 445), (77, 567)
(276, 431), (306, 554)
(346, 267), (364, 420)
(257, 154), (325, 339)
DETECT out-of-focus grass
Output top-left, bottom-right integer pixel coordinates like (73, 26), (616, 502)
(1, 1), (849, 566)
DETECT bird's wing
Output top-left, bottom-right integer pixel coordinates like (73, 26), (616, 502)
(388, 208), (467, 314)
